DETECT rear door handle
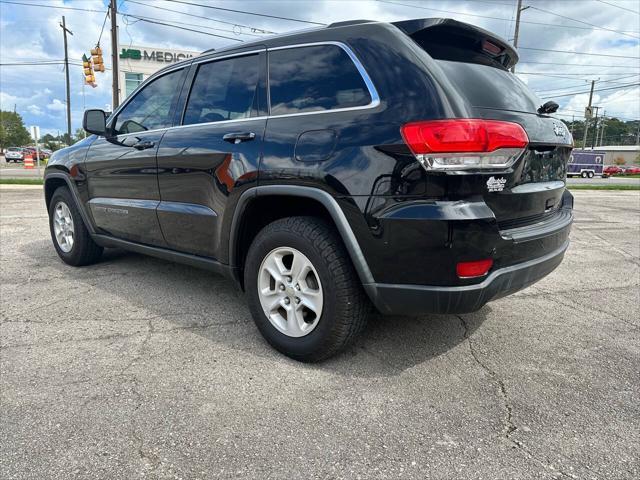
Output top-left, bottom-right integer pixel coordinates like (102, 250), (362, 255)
(223, 132), (256, 144)
(132, 140), (155, 150)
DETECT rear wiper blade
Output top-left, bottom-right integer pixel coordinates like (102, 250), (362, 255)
(537, 100), (559, 114)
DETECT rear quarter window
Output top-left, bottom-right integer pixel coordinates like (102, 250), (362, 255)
(268, 44), (372, 115)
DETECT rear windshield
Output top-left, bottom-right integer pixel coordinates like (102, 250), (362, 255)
(436, 60), (541, 114)
(8, 147), (21, 151)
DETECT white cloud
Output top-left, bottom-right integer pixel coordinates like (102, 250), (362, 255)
(46, 99), (66, 112)
(27, 105), (43, 116)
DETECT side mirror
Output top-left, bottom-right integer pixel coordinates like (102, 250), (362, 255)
(83, 109), (107, 136)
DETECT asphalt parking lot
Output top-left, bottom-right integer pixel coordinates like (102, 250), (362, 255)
(1, 186), (638, 479)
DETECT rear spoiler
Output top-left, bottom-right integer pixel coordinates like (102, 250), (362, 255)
(392, 18), (518, 70)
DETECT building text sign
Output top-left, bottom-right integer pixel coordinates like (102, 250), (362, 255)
(120, 48), (194, 63)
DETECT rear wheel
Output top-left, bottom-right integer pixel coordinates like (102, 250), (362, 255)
(581, 171), (588, 178)
(48, 187), (103, 266)
(587, 171), (594, 178)
(244, 216), (369, 362)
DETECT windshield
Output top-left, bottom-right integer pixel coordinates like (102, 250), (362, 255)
(436, 60), (541, 114)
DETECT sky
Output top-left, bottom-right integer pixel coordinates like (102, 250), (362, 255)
(0, 0), (639, 138)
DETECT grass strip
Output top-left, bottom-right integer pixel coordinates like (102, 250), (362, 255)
(0, 178), (44, 185)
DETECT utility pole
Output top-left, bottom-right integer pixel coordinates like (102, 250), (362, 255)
(511, 0), (530, 73)
(110, 0), (120, 109)
(591, 106), (600, 149)
(598, 111), (606, 147)
(59, 16), (73, 144)
(570, 115), (575, 137)
(582, 80), (596, 149)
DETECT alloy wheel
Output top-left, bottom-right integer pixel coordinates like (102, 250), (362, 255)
(258, 246), (324, 337)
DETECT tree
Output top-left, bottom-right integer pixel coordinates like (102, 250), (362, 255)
(75, 128), (86, 141)
(613, 156), (626, 166)
(0, 110), (31, 153)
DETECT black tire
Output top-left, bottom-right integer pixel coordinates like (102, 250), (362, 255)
(244, 216), (369, 362)
(48, 187), (103, 266)
(587, 171), (594, 178)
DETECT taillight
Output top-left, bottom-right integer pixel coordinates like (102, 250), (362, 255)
(401, 119), (528, 171)
(456, 259), (493, 279)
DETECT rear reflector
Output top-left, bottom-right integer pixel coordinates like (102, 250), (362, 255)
(401, 119), (529, 171)
(456, 259), (493, 278)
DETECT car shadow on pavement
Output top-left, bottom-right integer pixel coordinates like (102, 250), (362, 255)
(28, 242), (487, 377)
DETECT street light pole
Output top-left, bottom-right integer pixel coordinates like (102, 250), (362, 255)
(59, 16), (73, 145)
(110, 0), (120, 109)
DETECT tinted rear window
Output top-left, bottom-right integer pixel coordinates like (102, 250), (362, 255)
(437, 60), (541, 113)
(269, 45), (371, 115)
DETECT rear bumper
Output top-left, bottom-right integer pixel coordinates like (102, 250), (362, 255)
(364, 238), (569, 315)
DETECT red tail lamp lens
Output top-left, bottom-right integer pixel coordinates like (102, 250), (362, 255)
(401, 119), (528, 154)
(456, 259), (494, 278)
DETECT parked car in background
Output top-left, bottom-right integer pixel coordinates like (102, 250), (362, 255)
(4, 147), (24, 162)
(623, 165), (640, 175)
(603, 165), (623, 176)
(23, 147), (48, 160)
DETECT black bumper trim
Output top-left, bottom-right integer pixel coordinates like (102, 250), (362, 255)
(364, 239), (569, 315)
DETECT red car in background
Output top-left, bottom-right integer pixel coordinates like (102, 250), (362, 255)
(603, 165), (624, 176)
(624, 166), (640, 175)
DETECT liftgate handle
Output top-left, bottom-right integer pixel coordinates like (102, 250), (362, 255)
(223, 132), (256, 144)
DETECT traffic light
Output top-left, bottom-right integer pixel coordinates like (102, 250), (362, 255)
(91, 46), (105, 73)
(82, 54), (96, 87)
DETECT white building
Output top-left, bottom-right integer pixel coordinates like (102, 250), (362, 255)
(117, 44), (200, 103)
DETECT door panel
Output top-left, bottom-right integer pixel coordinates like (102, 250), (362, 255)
(84, 66), (189, 247)
(85, 131), (167, 246)
(155, 51), (267, 259)
(156, 118), (266, 257)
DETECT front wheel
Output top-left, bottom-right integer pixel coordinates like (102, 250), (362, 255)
(244, 216), (369, 362)
(581, 171), (588, 178)
(48, 187), (103, 266)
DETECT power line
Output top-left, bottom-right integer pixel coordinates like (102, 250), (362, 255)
(540, 82), (640, 99)
(0, 1), (104, 13)
(119, 11), (265, 37)
(121, 13), (244, 41)
(375, 0), (640, 34)
(595, 0), (640, 15)
(533, 75), (640, 94)
(97, 4), (111, 46)
(527, 5), (640, 40)
(519, 47), (639, 59)
(518, 72), (640, 76)
(124, 0), (276, 34)
(520, 61), (640, 69)
(162, 0), (325, 25)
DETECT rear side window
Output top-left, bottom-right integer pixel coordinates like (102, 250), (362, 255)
(183, 54), (259, 125)
(268, 45), (372, 115)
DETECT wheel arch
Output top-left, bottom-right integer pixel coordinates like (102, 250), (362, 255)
(230, 186), (374, 290)
(44, 172), (95, 234)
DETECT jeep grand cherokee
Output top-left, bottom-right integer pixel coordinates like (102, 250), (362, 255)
(44, 18), (573, 361)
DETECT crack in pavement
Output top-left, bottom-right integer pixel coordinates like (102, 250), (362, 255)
(457, 315), (581, 479)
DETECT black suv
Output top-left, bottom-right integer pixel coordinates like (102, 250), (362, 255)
(44, 18), (573, 361)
